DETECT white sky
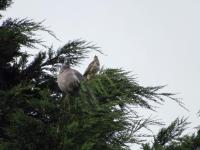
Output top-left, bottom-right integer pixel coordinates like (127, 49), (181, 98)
(2, 0), (200, 149)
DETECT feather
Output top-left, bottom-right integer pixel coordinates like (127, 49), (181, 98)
(57, 61), (83, 95)
(83, 55), (100, 79)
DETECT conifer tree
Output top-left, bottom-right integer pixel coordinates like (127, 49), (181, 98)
(142, 118), (200, 150)
(0, 1), (184, 149)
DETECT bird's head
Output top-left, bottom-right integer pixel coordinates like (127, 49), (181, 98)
(59, 56), (71, 73)
(94, 55), (98, 60)
(64, 56), (71, 66)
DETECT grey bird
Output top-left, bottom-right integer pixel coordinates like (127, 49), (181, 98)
(83, 55), (100, 79)
(57, 58), (84, 95)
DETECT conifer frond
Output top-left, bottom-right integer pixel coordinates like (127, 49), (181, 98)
(0, 0), (12, 10)
(91, 68), (180, 110)
(56, 39), (101, 66)
(142, 117), (190, 150)
(155, 117), (189, 146)
(1, 18), (56, 48)
(0, 18), (56, 65)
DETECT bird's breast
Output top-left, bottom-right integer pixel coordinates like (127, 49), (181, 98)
(57, 70), (81, 93)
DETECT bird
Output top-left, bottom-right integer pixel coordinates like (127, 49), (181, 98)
(57, 58), (84, 95)
(83, 55), (100, 79)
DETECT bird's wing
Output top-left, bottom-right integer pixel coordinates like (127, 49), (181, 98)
(83, 61), (94, 76)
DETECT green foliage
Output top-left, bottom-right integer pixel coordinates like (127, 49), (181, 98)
(0, 84), (60, 150)
(155, 118), (189, 146)
(142, 118), (200, 150)
(0, 18), (56, 65)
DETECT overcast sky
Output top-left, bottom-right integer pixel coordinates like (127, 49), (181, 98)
(3, 0), (200, 148)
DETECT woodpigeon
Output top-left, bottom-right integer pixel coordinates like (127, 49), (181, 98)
(57, 59), (83, 95)
(83, 55), (100, 79)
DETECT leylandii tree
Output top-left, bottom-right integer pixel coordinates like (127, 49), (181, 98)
(0, 1), (183, 150)
(142, 118), (200, 150)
